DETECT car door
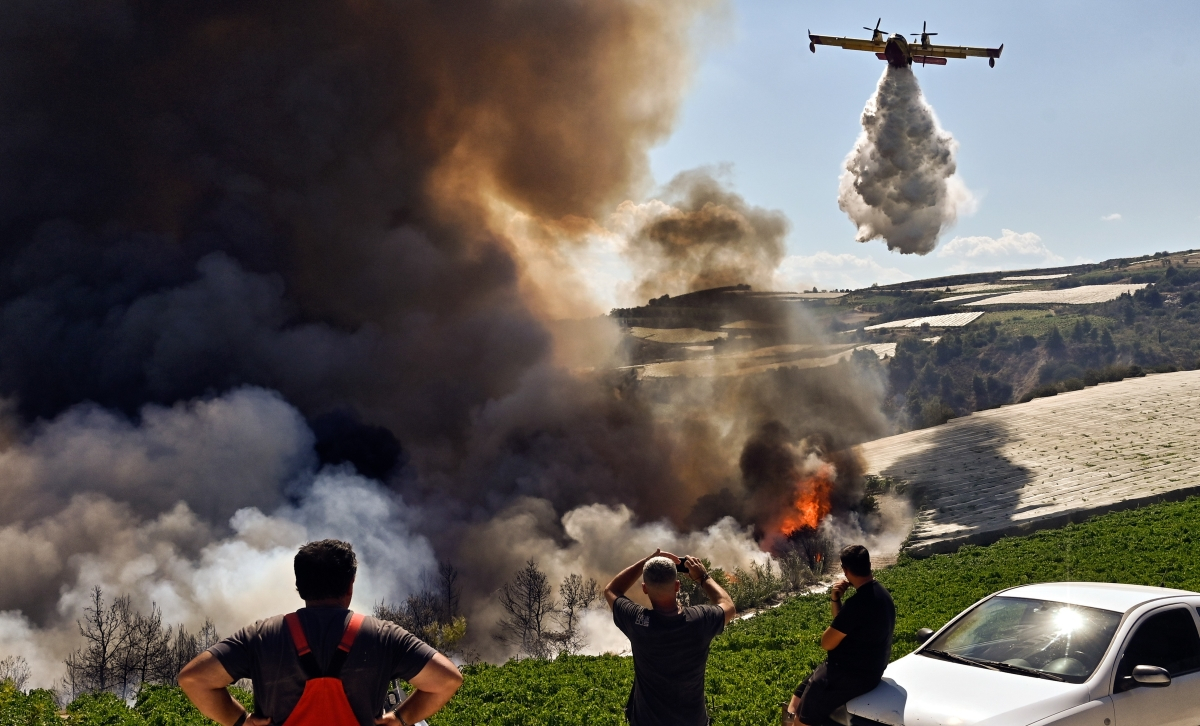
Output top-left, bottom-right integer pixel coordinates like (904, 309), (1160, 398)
(1110, 605), (1200, 726)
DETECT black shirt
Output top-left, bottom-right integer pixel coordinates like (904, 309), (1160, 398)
(828, 580), (896, 677)
(611, 596), (726, 726)
(209, 608), (437, 726)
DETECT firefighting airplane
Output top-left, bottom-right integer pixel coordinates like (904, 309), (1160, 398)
(809, 19), (1003, 68)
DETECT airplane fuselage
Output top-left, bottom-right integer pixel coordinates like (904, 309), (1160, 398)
(884, 34), (911, 67)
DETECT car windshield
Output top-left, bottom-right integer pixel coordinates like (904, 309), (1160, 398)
(923, 596), (1122, 683)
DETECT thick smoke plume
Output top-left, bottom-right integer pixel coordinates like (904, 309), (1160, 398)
(838, 66), (973, 254)
(0, 0), (902, 682)
(623, 169), (789, 300)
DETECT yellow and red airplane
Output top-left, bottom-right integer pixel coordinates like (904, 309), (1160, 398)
(809, 19), (1003, 68)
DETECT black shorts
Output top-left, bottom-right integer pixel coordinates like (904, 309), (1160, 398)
(793, 663), (880, 725)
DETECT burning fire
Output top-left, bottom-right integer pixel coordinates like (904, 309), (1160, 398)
(778, 470), (834, 536)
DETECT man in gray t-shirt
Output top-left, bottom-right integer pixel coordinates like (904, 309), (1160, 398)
(179, 539), (462, 726)
(605, 550), (736, 726)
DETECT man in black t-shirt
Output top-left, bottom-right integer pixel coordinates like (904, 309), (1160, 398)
(605, 549), (736, 725)
(787, 544), (895, 726)
(178, 539), (463, 726)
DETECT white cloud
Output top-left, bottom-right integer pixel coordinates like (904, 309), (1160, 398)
(936, 229), (1065, 273)
(776, 252), (911, 291)
(1101, 213), (1122, 222)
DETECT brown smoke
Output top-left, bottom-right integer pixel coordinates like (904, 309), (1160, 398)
(0, 0), (903, 676)
(626, 169), (789, 301)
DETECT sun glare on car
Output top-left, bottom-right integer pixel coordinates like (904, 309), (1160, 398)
(1053, 607), (1085, 634)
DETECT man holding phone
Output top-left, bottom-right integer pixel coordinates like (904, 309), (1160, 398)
(786, 544), (895, 726)
(604, 549), (736, 726)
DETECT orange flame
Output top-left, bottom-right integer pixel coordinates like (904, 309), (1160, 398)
(778, 472), (834, 536)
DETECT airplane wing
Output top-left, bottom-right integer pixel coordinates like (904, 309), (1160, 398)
(808, 34), (884, 54)
(915, 42), (1004, 60)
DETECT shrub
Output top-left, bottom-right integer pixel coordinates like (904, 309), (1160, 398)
(0, 682), (60, 726)
(725, 561), (785, 611)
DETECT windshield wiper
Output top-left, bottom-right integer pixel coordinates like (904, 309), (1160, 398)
(921, 649), (1000, 671)
(969, 658), (1066, 682)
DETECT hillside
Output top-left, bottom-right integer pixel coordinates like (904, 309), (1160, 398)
(611, 248), (1200, 435)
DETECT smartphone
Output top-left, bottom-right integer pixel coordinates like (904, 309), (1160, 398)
(676, 557), (691, 573)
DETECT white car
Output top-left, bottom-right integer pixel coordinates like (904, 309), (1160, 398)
(844, 582), (1200, 726)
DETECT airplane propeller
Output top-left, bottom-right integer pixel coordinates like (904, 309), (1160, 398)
(863, 18), (886, 37)
(910, 21), (938, 43)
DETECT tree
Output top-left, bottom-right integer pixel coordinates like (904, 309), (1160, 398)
(374, 561), (468, 654)
(160, 619), (220, 684)
(556, 574), (598, 655)
(972, 375), (989, 410)
(63, 588), (133, 698)
(0, 655), (30, 691)
(62, 587), (218, 695)
(438, 561), (460, 620)
(121, 604), (175, 696)
(495, 561), (556, 659)
(1044, 326), (1066, 357)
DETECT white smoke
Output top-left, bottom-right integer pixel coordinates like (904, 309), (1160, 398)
(457, 501), (767, 660)
(0, 388), (437, 689)
(838, 66), (974, 255)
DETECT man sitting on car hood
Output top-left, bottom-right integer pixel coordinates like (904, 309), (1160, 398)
(787, 544), (896, 726)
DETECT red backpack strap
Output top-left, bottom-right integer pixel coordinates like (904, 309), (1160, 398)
(325, 612), (365, 678)
(338, 613), (366, 653)
(285, 612), (322, 679)
(284, 613), (312, 655)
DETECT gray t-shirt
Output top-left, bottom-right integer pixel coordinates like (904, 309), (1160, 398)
(612, 596), (725, 726)
(208, 608), (437, 726)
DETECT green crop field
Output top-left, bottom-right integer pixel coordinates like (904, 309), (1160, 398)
(979, 310), (1119, 339)
(13, 496), (1200, 725)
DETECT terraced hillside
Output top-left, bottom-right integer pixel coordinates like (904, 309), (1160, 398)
(862, 369), (1200, 555)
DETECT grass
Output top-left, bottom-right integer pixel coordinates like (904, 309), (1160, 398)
(434, 495), (1200, 725)
(14, 496), (1200, 725)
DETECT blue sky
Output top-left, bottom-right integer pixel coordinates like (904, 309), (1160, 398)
(645, 0), (1200, 289)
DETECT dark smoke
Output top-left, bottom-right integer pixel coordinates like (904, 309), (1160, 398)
(0, 0), (696, 442)
(626, 169), (788, 300)
(0, 0), (903, 677)
(739, 424), (865, 541)
(838, 66), (973, 255)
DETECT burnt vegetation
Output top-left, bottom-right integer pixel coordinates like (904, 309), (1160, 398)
(60, 587), (221, 701)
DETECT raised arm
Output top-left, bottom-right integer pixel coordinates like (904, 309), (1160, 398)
(178, 652), (269, 726)
(377, 652), (463, 726)
(684, 557), (736, 624)
(819, 579), (850, 651)
(604, 550), (663, 608)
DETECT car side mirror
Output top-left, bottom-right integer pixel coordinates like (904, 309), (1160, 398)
(1132, 665), (1172, 687)
(915, 628), (934, 644)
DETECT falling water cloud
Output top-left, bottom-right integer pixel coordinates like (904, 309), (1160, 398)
(838, 66), (975, 255)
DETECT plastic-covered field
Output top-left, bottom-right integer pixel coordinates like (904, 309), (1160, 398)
(627, 327), (726, 344)
(964, 284), (1146, 305)
(912, 282), (1027, 293)
(864, 311), (985, 330)
(861, 370), (1200, 555)
(1001, 273), (1071, 280)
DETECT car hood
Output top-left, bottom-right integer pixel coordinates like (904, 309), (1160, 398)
(845, 653), (1091, 726)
